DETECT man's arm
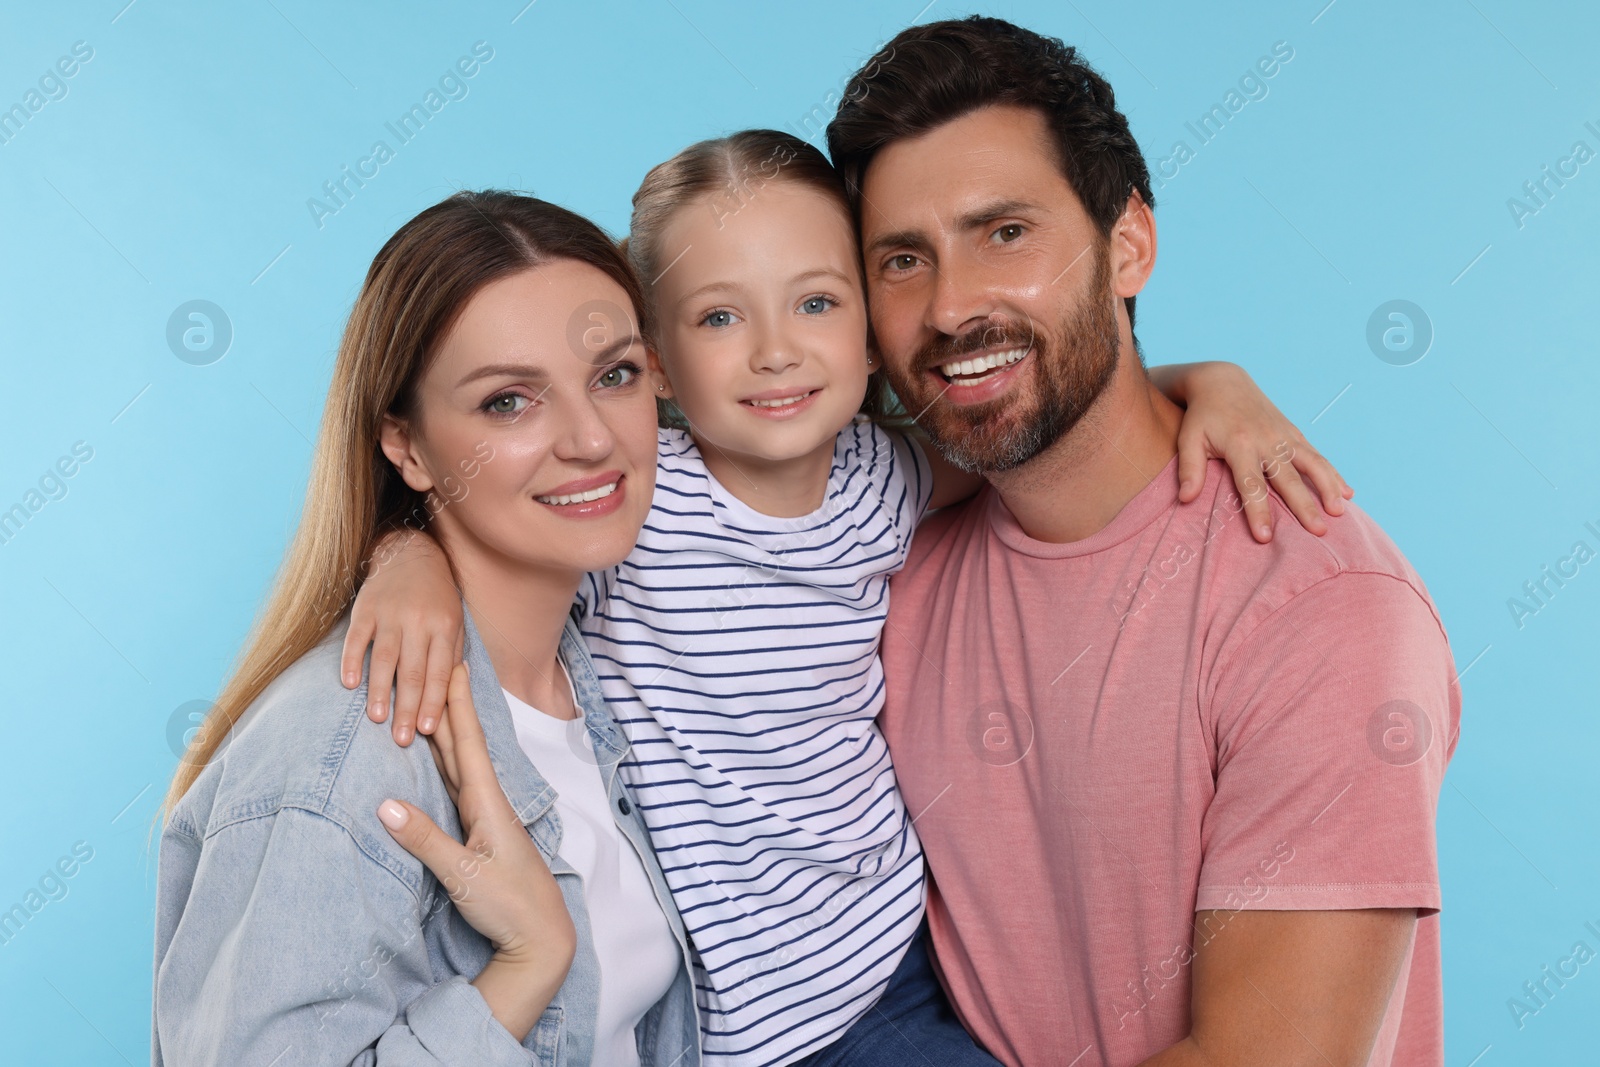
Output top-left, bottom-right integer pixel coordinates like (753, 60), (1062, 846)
(1138, 908), (1415, 1067)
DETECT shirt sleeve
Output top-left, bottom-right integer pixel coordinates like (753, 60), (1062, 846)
(1196, 571), (1459, 915)
(154, 808), (539, 1067)
(870, 424), (935, 561)
(574, 568), (614, 622)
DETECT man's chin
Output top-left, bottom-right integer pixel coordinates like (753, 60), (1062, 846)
(922, 403), (1056, 475)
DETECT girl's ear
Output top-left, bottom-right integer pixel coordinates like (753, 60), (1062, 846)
(646, 343), (675, 399)
(379, 414), (435, 493)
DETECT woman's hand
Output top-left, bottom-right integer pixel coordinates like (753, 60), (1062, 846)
(342, 529), (465, 745)
(1155, 361), (1353, 543)
(377, 664), (575, 1041)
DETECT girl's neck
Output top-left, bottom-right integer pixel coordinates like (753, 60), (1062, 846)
(443, 539), (580, 719)
(693, 429), (837, 518)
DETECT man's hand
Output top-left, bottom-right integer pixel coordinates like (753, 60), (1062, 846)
(340, 529), (464, 745)
(1138, 908), (1416, 1067)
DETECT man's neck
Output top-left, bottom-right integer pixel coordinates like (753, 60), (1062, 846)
(986, 353), (1184, 544)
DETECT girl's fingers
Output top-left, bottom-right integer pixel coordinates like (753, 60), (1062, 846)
(1268, 463), (1329, 536)
(1297, 446), (1351, 516)
(341, 613), (375, 692)
(1174, 426), (1210, 503)
(1232, 460), (1273, 543)
(391, 628), (430, 745)
(367, 629), (401, 727)
(416, 634), (456, 737)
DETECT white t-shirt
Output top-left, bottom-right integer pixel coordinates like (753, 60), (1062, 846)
(502, 669), (680, 1067)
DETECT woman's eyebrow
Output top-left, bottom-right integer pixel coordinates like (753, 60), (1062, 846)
(456, 362), (551, 387)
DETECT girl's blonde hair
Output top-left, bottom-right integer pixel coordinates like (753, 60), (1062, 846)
(165, 191), (646, 814)
(623, 129), (897, 424)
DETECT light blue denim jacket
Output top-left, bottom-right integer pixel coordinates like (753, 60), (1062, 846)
(153, 606), (701, 1067)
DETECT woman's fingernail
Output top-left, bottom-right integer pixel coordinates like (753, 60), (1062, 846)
(397, 726), (413, 745)
(378, 800), (408, 829)
(419, 717), (435, 734)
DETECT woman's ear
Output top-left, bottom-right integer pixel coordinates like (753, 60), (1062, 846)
(379, 414), (435, 493)
(646, 343), (675, 400)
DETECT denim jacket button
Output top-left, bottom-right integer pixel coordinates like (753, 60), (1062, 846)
(617, 796), (632, 816)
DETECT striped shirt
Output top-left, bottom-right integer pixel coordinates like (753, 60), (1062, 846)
(577, 420), (934, 1067)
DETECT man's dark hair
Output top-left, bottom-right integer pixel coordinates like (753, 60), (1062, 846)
(826, 16), (1153, 327)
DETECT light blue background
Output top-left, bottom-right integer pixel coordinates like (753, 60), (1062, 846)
(1, 1), (1595, 1062)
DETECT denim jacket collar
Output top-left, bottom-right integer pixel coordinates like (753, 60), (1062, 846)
(460, 602), (632, 864)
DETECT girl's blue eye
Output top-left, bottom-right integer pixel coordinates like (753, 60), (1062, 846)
(799, 296), (835, 315)
(702, 310), (735, 328)
(597, 363), (639, 389)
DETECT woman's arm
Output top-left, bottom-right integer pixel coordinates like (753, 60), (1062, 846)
(154, 670), (570, 1064)
(923, 361), (1352, 541)
(154, 812), (550, 1065)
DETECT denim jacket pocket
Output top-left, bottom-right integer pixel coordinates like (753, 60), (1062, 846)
(531, 1003), (564, 1065)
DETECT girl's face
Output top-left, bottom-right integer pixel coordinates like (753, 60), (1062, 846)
(381, 261), (664, 579)
(651, 181), (871, 467)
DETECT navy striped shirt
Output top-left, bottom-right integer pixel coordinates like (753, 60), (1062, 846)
(577, 421), (934, 1067)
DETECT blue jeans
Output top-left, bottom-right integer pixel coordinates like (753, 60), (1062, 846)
(794, 925), (1002, 1067)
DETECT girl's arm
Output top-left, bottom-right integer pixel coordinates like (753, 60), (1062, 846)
(927, 361), (1352, 540)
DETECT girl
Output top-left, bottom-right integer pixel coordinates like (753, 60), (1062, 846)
(155, 193), (700, 1066)
(348, 132), (1349, 1067)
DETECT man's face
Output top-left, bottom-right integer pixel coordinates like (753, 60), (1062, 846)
(859, 104), (1132, 473)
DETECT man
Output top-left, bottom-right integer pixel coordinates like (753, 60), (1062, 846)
(827, 17), (1456, 1067)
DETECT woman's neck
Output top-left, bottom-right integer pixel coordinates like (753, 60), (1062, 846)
(444, 541), (580, 719)
(693, 429), (837, 518)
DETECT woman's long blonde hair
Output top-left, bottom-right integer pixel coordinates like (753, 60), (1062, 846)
(164, 191), (646, 813)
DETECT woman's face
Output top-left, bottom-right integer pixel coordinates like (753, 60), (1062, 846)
(381, 261), (663, 578)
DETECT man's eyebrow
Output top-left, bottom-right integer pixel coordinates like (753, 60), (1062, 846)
(954, 198), (1044, 231)
(862, 200), (1045, 261)
(862, 228), (930, 261)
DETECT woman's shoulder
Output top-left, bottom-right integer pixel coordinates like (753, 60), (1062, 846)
(171, 618), (449, 881)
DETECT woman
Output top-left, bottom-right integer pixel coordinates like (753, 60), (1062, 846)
(154, 191), (699, 1066)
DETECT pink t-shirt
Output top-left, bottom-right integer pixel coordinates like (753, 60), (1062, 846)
(880, 456), (1458, 1067)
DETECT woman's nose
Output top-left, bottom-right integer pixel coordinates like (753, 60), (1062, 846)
(552, 393), (616, 463)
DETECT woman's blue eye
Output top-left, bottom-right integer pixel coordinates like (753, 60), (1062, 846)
(597, 363), (638, 389)
(799, 296), (834, 315)
(702, 310), (735, 328)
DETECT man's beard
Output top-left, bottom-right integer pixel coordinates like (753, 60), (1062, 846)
(889, 247), (1121, 475)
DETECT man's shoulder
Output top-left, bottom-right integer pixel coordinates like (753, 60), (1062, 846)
(1190, 461), (1444, 638)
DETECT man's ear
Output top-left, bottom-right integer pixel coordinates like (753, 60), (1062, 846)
(379, 413), (435, 493)
(646, 343), (675, 400)
(1109, 190), (1156, 300)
